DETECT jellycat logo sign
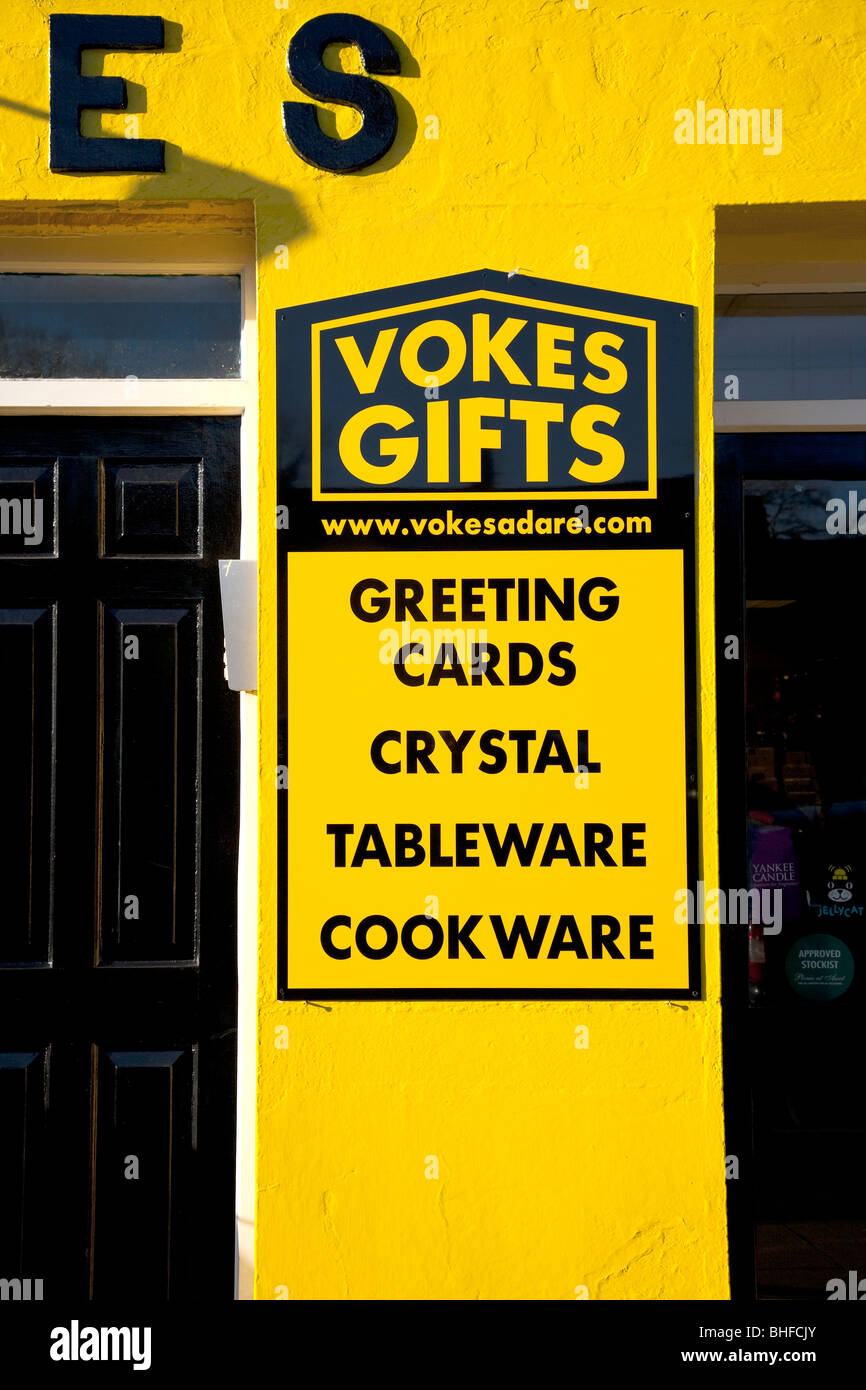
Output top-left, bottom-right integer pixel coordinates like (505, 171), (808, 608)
(305, 273), (657, 501)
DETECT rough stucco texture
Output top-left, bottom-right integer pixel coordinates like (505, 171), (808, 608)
(5, 0), (866, 1300)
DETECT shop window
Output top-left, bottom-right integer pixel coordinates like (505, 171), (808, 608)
(715, 291), (866, 400)
(0, 273), (241, 379)
(718, 438), (866, 1290)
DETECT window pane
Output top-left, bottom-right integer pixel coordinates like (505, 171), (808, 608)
(744, 478), (866, 542)
(0, 274), (241, 378)
(715, 292), (866, 401)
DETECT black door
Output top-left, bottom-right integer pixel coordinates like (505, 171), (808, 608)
(718, 432), (866, 1299)
(0, 417), (240, 1302)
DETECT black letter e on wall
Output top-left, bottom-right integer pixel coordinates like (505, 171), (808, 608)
(49, 14), (166, 173)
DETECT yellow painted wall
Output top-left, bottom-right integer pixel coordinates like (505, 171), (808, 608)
(3, 0), (866, 1299)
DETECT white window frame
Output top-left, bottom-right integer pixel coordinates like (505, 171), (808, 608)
(0, 236), (259, 1301)
(0, 255), (255, 415)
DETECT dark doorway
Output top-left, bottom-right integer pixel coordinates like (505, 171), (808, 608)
(0, 417), (240, 1301)
(717, 432), (866, 1300)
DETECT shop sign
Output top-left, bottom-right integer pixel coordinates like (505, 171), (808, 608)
(276, 270), (698, 998)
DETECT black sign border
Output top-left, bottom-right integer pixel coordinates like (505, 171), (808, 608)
(277, 269), (700, 1001)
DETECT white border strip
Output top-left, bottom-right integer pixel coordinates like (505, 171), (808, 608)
(0, 379), (249, 412)
(715, 400), (866, 431)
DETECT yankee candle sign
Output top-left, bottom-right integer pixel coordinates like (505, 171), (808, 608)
(276, 270), (698, 999)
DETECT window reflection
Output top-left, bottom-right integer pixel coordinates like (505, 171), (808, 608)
(715, 292), (866, 400)
(0, 274), (242, 379)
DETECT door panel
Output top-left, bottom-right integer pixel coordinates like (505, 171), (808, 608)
(90, 1046), (196, 1301)
(0, 417), (239, 1301)
(99, 602), (201, 965)
(0, 606), (55, 966)
(0, 1049), (49, 1273)
(102, 458), (202, 559)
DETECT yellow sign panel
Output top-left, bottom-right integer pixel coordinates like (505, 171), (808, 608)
(285, 548), (690, 994)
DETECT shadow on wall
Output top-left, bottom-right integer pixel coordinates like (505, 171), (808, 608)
(0, 95), (309, 251)
(0, 16), (419, 232)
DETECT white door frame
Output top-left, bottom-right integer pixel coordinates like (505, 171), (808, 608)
(0, 234), (259, 1300)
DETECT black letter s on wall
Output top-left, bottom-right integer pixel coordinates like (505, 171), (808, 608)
(283, 13), (400, 173)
